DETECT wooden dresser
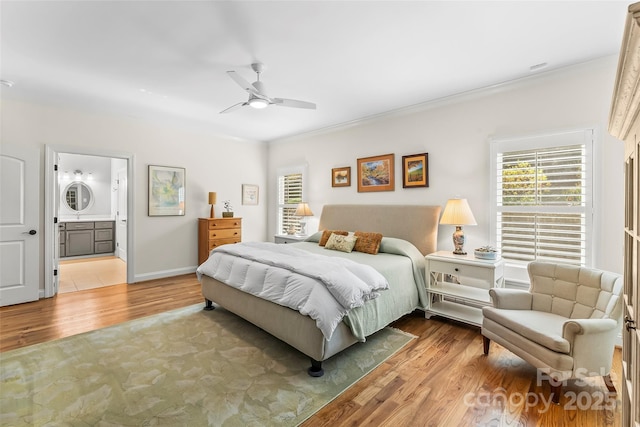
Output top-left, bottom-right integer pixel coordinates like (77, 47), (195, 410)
(198, 217), (242, 265)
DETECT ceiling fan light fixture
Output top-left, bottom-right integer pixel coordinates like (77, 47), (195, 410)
(249, 98), (269, 109)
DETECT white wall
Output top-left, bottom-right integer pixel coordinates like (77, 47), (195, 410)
(0, 99), (268, 289)
(267, 56), (625, 277)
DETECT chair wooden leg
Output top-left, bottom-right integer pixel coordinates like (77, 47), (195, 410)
(482, 335), (490, 355)
(603, 375), (617, 394)
(550, 382), (562, 405)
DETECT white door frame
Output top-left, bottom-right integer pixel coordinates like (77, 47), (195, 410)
(44, 145), (135, 296)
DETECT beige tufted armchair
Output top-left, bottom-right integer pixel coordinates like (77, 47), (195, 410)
(481, 262), (623, 404)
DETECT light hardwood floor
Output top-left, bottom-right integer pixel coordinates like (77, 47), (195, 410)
(0, 274), (622, 426)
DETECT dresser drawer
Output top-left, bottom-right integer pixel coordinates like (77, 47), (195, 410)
(208, 218), (242, 230)
(428, 259), (493, 283)
(208, 228), (241, 240)
(208, 238), (241, 251)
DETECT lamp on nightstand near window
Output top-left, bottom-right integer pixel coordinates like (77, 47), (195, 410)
(439, 198), (477, 255)
(208, 192), (217, 218)
(295, 202), (314, 236)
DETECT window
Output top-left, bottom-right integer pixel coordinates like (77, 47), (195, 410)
(277, 165), (306, 234)
(490, 130), (594, 270)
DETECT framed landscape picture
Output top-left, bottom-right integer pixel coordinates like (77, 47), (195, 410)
(148, 165), (185, 216)
(402, 153), (429, 188)
(331, 166), (351, 187)
(357, 153), (394, 192)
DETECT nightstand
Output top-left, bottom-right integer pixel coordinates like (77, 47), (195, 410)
(425, 250), (505, 326)
(274, 234), (307, 244)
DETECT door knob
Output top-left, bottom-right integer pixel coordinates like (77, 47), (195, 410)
(625, 316), (636, 331)
(23, 229), (37, 235)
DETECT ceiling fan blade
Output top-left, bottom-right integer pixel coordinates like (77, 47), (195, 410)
(226, 71), (258, 95)
(273, 98), (316, 110)
(219, 102), (247, 114)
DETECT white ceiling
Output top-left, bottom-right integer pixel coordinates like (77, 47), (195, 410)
(0, 1), (630, 142)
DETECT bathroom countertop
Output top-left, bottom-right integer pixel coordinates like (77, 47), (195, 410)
(60, 217), (115, 222)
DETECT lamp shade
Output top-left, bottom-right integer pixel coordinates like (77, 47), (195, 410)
(208, 192), (217, 204)
(295, 202), (314, 217)
(440, 198), (477, 226)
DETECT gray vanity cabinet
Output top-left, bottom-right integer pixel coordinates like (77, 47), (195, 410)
(94, 221), (114, 253)
(65, 222), (95, 256)
(61, 221), (114, 257)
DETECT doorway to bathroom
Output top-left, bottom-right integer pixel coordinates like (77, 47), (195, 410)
(44, 146), (134, 297)
(56, 153), (128, 293)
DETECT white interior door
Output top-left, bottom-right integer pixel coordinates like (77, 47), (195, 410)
(0, 144), (40, 306)
(116, 168), (127, 261)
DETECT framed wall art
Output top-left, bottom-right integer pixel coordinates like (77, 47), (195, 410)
(357, 153), (395, 192)
(331, 167), (351, 187)
(242, 184), (259, 205)
(402, 152), (429, 188)
(148, 165), (185, 216)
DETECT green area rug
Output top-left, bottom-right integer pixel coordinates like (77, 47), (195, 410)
(0, 304), (414, 426)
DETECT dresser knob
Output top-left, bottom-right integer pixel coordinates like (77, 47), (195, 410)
(454, 268), (459, 272)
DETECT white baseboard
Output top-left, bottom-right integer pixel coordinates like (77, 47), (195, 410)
(134, 266), (197, 283)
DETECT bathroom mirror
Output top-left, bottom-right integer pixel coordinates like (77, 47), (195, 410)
(63, 181), (94, 212)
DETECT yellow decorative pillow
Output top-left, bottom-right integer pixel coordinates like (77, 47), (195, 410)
(353, 231), (383, 254)
(319, 229), (348, 246)
(324, 234), (358, 253)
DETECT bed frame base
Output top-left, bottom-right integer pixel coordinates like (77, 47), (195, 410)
(203, 299), (215, 311)
(308, 359), (324, 377)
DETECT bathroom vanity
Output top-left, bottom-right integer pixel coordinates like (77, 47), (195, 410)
(59, 220), (115, 257)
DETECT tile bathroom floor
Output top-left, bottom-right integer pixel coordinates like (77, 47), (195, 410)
(58, 256), (127, 293)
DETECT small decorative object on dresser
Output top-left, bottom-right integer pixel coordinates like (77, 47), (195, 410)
(222, 200), (233, 217)
(208, 192), (217, 218)
(198, 217), (242, 265)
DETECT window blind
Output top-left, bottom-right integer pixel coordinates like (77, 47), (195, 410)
(494, 136), (592, 267)
(278, 172), (303, 234)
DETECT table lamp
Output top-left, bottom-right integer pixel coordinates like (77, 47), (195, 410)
(439, 198), (477, 255)
(295, 202), (314, 236)
(208, 192), (217, 218)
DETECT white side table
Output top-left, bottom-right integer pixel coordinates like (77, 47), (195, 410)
(425, 250), (505, 326)
(274, 234), (308, 244)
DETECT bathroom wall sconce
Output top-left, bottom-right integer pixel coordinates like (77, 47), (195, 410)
(74, 169), (83, 179)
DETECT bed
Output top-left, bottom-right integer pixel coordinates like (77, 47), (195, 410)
(196, 204), (441, 376)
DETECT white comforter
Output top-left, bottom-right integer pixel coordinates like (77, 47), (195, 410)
(196, 242), (389, 340)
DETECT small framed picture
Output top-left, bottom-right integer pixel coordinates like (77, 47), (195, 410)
(242, 184), (259, 205)
(357, 153), (395, 192)
(148, 165), (186, 216)
(331, 167), (351, 187)
(402, 153), (429, 188)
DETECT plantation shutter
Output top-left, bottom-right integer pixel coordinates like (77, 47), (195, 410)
(492, 130), (593, 267)
(278, 169), (304, 234)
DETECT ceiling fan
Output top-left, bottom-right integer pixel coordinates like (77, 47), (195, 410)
(220, 63), (316, 114)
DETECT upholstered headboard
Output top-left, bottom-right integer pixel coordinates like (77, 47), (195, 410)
(317, 204), (441, 255)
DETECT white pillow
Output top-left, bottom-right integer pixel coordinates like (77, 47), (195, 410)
(324, 233), (358, 253)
